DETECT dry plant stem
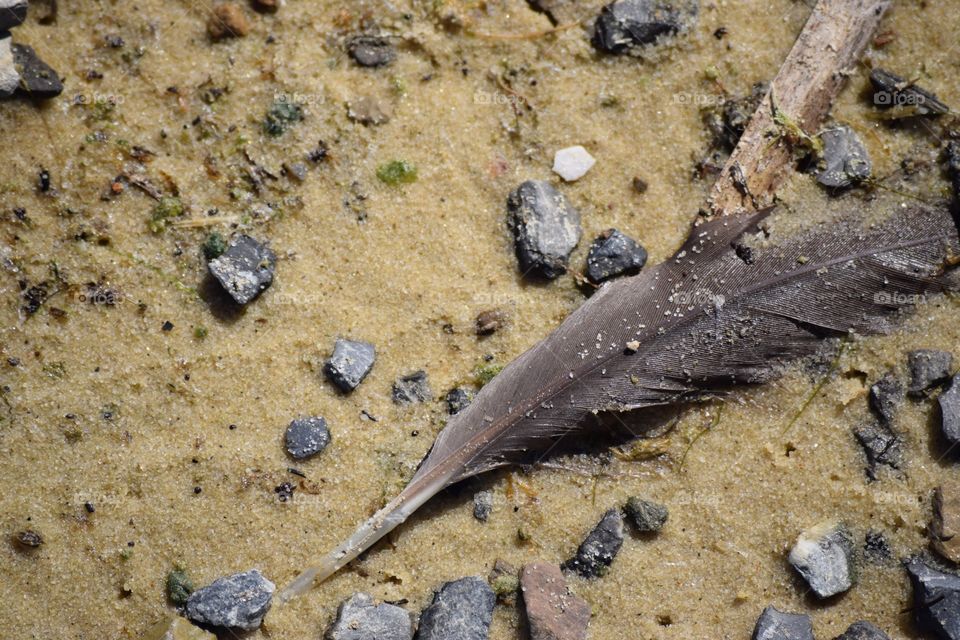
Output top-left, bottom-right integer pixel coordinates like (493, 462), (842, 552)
(708, 0), (890, 217)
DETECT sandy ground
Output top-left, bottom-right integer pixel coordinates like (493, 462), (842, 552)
(1, 0), (959, 638)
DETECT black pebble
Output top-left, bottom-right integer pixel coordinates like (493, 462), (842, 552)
(506, 180), (581, 280)
(864, 530), (892, 563)
(562, 509), (624, 578)
(908, 349), (953, 397)
(751, 606), (813, 640)
(940, 373), (960, 447)
(445, 387), (472, 415)
(161, 320), (174, 332)
(591, 0), (697, 54)
(324, 339), (376, 393)
(11, 43), (63, 98)
(854, 422), (903, 481)
(207, 235), (276, 305)
(869, 373), (902, 427)
(0, 1), (28, 31)
(834, 621), (891, 640)
(284, 417), (331, 460)
(585, 228), (647, 284)
(905, 557), (960, 639)
(392, 371), (432, 405)
(816, 124), (871, 189)
(347, 35), (396, 68)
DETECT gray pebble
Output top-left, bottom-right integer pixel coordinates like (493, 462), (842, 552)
(0, 0), (28, 32)
(562, 509), (624, 578)
(507, 180), (581, 280)
(908, 349), (953, 397)
(624, 497), (667, 533)
(415, 576), (495, 640)
(392, 371), (432, 405)
(751, 606), (813, 640)
(905, 557), (960, 639)
(787, 521), (855, 599)
(816, 125), (871, 189)
(868, 373), (902, 427)
(833, 620), (891, 640)
(324, 339), (376, 393)
(0, 34), (18, 98)
(445, 387), (472, 415)
(326, 592), (412, 640)
(940, 373), (960, 447)
(184, 569), (275, 631)
(284, 417), (331, 460)
(585, 229), (647, 284)
(207, 234), (276, 305)
(473, 490), (493, 522)
(592, 0), (697, 54)
(854, 422), (902, 481)
(347, 35), (396, 68)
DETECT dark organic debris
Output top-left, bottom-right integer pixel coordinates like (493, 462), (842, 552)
(870, 68), (949, 118)
(520, 562), (590, 640)
(868, 373), (902, 427)
(833, 621), (890, 640)
(854, 422), (902, 481)
(908, 349), (953, 397)
(592, 0), (697, 54)
(347, 35), (396, 68)
(507, 180), (581, 280)
(941, 373), (960, 448)
(816, 124), (871, 189)
(704, 83), (767, 153)
(905, 557), (960, 639)
(392, 371), (432, 405)
(324, 339), (376, 393)
(562, 509), (624, 578)
(415, 577), (495, 640)
(326, 592), (413, 640)
(445, 387), (472, 415)
(207, 235), (276, 305)
(13, 529), (43, 549)
(864, 531), (892, 563)
(787, 521), (855, 598)
(624, 497), (668, 533)
(284, 417), (331, 461)
(751, 605), (814, 640)
(475, 309), (506, 336)
(585, 229), (648, 284)
(184, 569), (275, 631)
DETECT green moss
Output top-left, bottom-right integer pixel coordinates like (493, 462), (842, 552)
(473, 363), (504, 387)
(491, 574), (519, 598)
(263, 100), (303, 137)
(376, 160), (418, 185)
(193, 326), (208, 340)
(42, 362), (66, 379)
(202, 233), (227, 260)
(166, 569), (194, 606)
(148, 196), (184, 233)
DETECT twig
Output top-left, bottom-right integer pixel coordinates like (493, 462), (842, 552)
(708, 0), (891, 218)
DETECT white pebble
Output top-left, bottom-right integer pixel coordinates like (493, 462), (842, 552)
(552, 145), (596, 182)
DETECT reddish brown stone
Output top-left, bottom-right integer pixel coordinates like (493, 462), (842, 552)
(208, 3), (249, 40)
(520, 562), (590, 640)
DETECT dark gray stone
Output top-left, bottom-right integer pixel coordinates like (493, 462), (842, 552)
(324, 339), (376, 392)
(591, 0), (697, 54)
(854, 422), (902, 481)
(392, 371), (432, 405)
(507, 181), (581, 280)
(905, 557), (960, 640)
(562, 509), (624, 578)
(184, 569), (275, 631)
(0, 0), (27, 31)
(347, 35), (396, 68)
(869, 373), (902, 427)
(908, 350), (954, 397)
(326, 592), (412, 640)
(11, 43), (63, 98)
(941, 374), (960, 447)
(870, 68), (949, 118)
(445, 387), (472, 415)
(207, 234), (276, 305)
(473, 490), (493, 522)
(624, 497), (667, 533)
(284, 417), (331, 460)
(816, 125), (871, 189)
(585, 229), (647, 284)
(833, 621), (890, 640)
(751, 606), (814, 640)
(788, 522), (855, 599)
(415, 576), (495, 640)
(864, 531), (891, 563)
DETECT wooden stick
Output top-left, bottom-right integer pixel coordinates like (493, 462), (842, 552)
(708, 0), (890, 217)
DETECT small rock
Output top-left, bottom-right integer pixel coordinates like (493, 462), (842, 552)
(326, 592), (413, 640)
(905, 557), (960, 639)
(816, 124), (871, 189)
(13, 529), (43, 549)
(11, 43), (63, 98)
(787, 521), (855, 599)
(0, 1), (28, 32)
(347, 96), (391, 125)
(415, 576), (495, 640)
(324, 339), (376, 393)
(207, 234), (276, 305)
(751, 606), (814, 640)
(473, 490), (493, 522)
(562, 509), (624, 578)
(208, 3), (249, 40)
(833, 620), (891, 640)
(284, 161), (308, 181)
(908, 349), (953, 397)
(592, 0), (697, 54)
(932, 482), (960, 564)
(624, 497), (667, 533)
(506, 180), (582, 280)
(251, 0), (279, 13)
(145, 615), (217, 640)
(868, 373), (902, 427)
(941, 373), (960, 446)
(552, 146), (596, 182)
(347, 35), (396, 68)
(870, 68), (949, 118)
(631, 176), (648, 193)
(0, 35), (18, 98)
(854, 422), (902, 480)
(475, 309), (505, 336)
(585, 229), (648, 284)
(392, 371), (432, 404)
(864, 531), (892, 563)
(184, 569), (274, 631)
(520, 562), (590, 640)
(284, 417), (331, 460)
(445, 387), (472, 415)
